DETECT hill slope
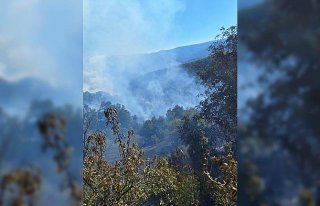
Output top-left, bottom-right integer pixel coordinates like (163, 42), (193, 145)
(84, 42), (213, 119)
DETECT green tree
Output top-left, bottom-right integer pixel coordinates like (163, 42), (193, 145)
(198, 26), (237, 142)
(239, 0), (320, 193)
(180, 26), (238, 205)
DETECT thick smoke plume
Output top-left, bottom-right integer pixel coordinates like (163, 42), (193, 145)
(84, 0), (205, 120)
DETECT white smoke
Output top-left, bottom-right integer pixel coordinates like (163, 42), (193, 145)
(84, 0), (205, 119)
(0, 0), (83, 108)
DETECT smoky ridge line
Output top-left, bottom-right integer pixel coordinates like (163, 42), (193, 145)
(83, 41), (212, 121)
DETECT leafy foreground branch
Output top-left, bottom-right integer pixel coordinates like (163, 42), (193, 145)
(202, 145), (237, 205)
(84, 108), (181, 205)
(0, 112), (82, 206)
(83, 108), (237, 206)
(0, 167), (41, 206)
(37, 114), (82, 205)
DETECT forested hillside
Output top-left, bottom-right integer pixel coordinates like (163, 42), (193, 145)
(83, 45), (225, 160)
(83, 26), (237, 205)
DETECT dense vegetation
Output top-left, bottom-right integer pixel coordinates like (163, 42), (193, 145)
(0, 101), (82, 205)
(238, 0), (320, 205)
(84, 102), (197, 158)
(83, 26), (237, 205)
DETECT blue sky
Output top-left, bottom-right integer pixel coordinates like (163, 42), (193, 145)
(84, 0), (237, 57)
(165, 0), (237, 48)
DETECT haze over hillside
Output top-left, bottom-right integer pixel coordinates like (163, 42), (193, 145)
(0, 78), (81, 117)
(84, 41), (213, 119)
